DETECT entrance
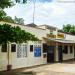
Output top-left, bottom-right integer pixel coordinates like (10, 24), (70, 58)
(74, 46), (75, 59)
(58, 46), (63, 62)
(47, 46), (55, 63)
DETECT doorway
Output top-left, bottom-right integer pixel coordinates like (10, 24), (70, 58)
(74, 46), (75, 59)
(58, 46), (63, 62)
(47, 46), (55, 63)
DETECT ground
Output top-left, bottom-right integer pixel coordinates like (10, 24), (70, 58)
(1, 60), (75, 75)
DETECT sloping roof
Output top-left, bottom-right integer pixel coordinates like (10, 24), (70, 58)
(26, 23), (37, 27)
(38, 24), (57, 30)
(48, 38), (75, 44)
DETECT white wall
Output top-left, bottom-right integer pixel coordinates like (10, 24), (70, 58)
(63, 45), (74, 60)
(65, 34), (75, 41)
(0, 46), (8, 71)
(11, 42), (46, 69)
(0, 42), (47, 71)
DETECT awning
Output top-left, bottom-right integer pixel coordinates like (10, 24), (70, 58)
(47, 38), (75, 44)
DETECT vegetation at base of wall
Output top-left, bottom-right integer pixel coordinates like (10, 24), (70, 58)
(59, 24), (75, 35)
(0, 24), (39, 44)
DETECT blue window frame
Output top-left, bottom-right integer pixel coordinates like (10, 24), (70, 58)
(34, 47), (41, 57)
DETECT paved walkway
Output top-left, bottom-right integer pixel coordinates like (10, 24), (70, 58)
(1, 63), (75, 75)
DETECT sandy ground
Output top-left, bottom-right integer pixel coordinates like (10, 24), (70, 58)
(1, 63), (75, 75)
(23, 63), (75, 75)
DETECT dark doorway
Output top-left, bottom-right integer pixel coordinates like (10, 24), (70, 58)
(47, 46), (55, 63)
(58, 46), (63, 62)
(74, 46), (75, 59)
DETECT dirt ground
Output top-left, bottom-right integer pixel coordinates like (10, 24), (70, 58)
(1, 60), (75, 75)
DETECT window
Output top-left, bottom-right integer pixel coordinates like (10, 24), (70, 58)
(30, 45), (33, 52)
(17, 44), (27, 58)
(50, 30), (53, 34)
(70, 46), (73, 53)
(43, 43), (47, 53)
(34, 45), (41, 57)
(63, 45), (68, 54)
(43, 54), (47, 58)
(23, 44), (27, 57)
(11, 44), (16, 52)
(1, 44), (7, 52)
(17, 44), (22, 58)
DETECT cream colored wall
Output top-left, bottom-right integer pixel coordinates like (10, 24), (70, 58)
(46, 29), (57, 35)
(55, 44), (75, 61)
(0, 21), (47, 71)
(0, 42), (47, 70)
(1, 21), (75, 70)
(37, 26), (46, 29)
(0, 45), (8, 71)
(11, 42), (46, 69)
(63, 45), (74, 60)
(65, 34), (75, 41)
(0, 51), (8, 71)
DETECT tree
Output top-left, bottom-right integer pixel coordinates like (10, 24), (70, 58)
(60, 24), (75, 35)
(0, 0), (13, 22)
(14, 16), (24, 25)
(0, 10), (6, 20)
(15, 0), (27, 3)
(0, 0), (13, 9)
(0, 0), (28, 22)
(69, 26), (75, 35)
(0, 24), (39, 44)
(63, 24), (72, 33)
(0, 23), (39, 66)
(2, 16), (14, 23)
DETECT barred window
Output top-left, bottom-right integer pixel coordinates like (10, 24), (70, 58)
(63, 45), (68, 54)
(30, 45), (33, 52)
(11, 44), (16, 52)
(23, 44), (27, 57)
(1, 43), (7, 52)
(17, 44), (27, 58)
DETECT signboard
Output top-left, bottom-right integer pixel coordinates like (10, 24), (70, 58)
(47, 34), (56, 38)
(57, 33), (64, 38)
(34, 47), (41, 57)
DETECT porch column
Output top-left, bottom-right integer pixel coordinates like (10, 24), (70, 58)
(55, 42), (58, 62)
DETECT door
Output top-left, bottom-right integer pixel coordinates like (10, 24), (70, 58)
(74, 46), (75, 59)
(47, 46), (55, 63)
(58, 46), (63, 62)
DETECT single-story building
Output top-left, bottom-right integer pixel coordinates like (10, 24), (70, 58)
(0, 21), (75, 71)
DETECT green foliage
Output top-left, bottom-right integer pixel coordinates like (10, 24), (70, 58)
(0, 0), (27, 24)
(62, 24), (75, 35)
(0, 24), (39, 44)
(15, 0), (27, 3)
(0, 10), (6, 20)
(2, 16), (15, 23)
(14, 16), (24, 25)
(0, 0), (13, 9)
(63, 24), (71, 33)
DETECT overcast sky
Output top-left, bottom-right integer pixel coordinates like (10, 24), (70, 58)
(4, 0), (75, 29)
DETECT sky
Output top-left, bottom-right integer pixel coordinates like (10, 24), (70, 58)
(4, 0), (75, 29)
